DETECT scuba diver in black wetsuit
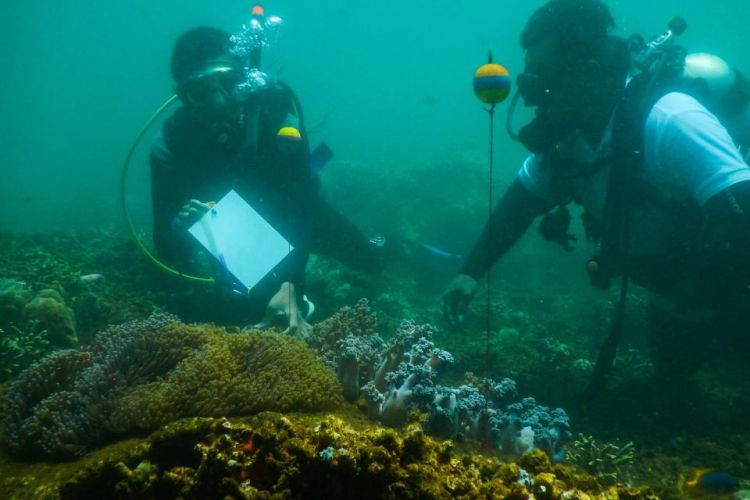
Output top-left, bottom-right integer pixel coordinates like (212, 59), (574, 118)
(151, 27), (385, 336)
(443, 0), (750, 399)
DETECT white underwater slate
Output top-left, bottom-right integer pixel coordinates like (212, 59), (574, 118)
(188, 189), (292, 290)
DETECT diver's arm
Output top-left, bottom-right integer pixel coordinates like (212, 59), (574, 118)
(149, 141), (194, 264)
(285, 137), (383, 274)
(309, 196), (385, 274)
(267, 84), (383, 273)
(460, 178), (556, 280)
(444, 178), (553, 327)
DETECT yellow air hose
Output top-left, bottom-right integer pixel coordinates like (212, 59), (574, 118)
(119, 94), (215, 284)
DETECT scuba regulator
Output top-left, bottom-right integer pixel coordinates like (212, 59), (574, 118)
(629, 16), (688, 77)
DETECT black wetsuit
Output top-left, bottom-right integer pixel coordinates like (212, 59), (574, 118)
(150, 84), (380, 322)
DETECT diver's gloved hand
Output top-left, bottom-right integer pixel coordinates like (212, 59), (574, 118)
(173, 199), (212, 231)
(254, 282), (313, 339)
(443, 273), (479, 328)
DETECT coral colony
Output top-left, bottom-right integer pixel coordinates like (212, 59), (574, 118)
(309, 300), (572, 462)
(3, 313), (341, 458)
(3, 300), (570, 464)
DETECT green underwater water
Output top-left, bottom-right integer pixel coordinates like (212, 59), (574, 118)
(3, 0), (750, 232)
(2, 1), (750, 498)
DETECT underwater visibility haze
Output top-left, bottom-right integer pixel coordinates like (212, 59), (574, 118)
(1, 0), (750, 498)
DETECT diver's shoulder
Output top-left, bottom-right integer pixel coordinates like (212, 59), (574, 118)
(650, 92), (711, 119)
(646, 91), (722, 138)
(250, 81), (301, 127)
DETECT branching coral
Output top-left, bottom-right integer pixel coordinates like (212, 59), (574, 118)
(489, 397), (572, 463)
(0, 280), (49, 380)
(2, 313), (342, 458)
(0, 280), (76, 379)
(309, 303), (572, 462)
(310, 298), (379, 357)
(311, 299), (383, 402)
(567, 434), (636, 486)
(0, 321), (50, 380)
(335, 333), (384, 401)
(0, 278), (31, 326)
(363, 320), (453, 428)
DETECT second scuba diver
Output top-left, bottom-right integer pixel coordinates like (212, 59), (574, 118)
(443, 0), (750, 396)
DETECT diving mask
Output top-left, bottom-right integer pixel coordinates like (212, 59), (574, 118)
(178, 65), (248, 108)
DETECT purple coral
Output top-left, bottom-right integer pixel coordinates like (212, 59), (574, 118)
(364, 320), (453, 427)
(2, 313), (183, 458)
(489, 397), (571, 463)
(2, 349), (94, 457)
(311, 299), (383, 402)
(336, 334), (384, 402)
(308, 304), (573, 463)
(488, 378), (518, 406)
(452, 384), (493, 440)
(424, 388), (459, 438)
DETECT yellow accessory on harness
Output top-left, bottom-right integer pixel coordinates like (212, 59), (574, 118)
(277, 126), (301, 141)
(277, 126), (302, 153)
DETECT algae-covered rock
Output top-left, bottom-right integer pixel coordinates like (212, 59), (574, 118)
(533, 471), (566, 499)
(23, 288), (77, 347)
(520, 447), (553, 474)
(560, 490), (594, 500)
(54, 413), (659, 500)
(0, 282), (73, 380)
(0, 279), (31, 328)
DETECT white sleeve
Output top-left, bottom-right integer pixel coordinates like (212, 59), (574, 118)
(644, 92), (750, 206)
(517, 154), (570, 203)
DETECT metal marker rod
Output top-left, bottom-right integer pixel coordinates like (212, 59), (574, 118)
(485, 104), (496, 378)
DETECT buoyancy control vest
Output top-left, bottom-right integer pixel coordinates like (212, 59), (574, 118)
(587, 66), (750, 308)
